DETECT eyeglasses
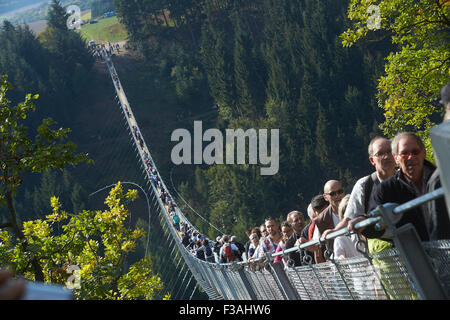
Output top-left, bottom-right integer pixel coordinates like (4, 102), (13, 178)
(399, 149), (422, 159)
(325, 189), (344, 197)
(373, 151), (392, 158)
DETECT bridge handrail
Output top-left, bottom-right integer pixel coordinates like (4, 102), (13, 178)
(99, 49), (450, 300)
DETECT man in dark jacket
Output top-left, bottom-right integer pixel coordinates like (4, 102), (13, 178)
(284, 210), (306, 267)
(367, 132), (434, 242)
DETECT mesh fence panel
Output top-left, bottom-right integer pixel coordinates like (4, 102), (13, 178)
(422, 240), (450, 297)
(244, 269), (266, 300)
(190, 240), (450, 300)
(260, 269), (286, 300)
(285, 251), (418, 300)
(370, 248), (420, 300)
(312, 262), (353, 299)
(226, 269), (251, 300)
(286, 266), (328, 300)
(242, 268), (285, 300)
(334, 256), (387, 300)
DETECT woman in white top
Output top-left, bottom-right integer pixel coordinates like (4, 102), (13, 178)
(333, 194), (364, 259)
(247, 232), (261, 260)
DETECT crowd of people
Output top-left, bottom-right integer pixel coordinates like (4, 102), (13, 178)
(134, 81), (450, 271)
(89, 41), (122, 61)
(110, 45), (450, 274)
(106, 46), (450, 272)
(1, 49), (449, 301)
(175, 82), (450, 269)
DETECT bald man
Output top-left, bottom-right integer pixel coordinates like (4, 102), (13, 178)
(312, 180), (345, 262)
(320, 136), (396, 242)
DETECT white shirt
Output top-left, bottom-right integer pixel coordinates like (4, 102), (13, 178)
(333, 234), (363, 259)
(344, 172), (382, 219)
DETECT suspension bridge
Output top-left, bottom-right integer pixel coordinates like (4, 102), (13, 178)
(92, 48), (450, 300)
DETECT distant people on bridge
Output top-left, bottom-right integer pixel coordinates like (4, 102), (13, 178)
(273, 221), (294, 267)
(246, 229), (261, 261)
(254, 217), (282, 259)
(196, 239), (213, 261)
(259, 224), (268, 238)
(307, 196), (330, 264)
(171, 210), (180, 232)
(230, 236), (245, 261)
(243, 228), (253, 261)
(219, 235), (240, 263)
(213, 236), (222, 263)
(284, 210), (308, 267)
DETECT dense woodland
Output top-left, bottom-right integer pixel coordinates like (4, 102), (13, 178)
(0, 0), (448, 298)
(0, 0), (114, 24)
(113, 0), (395, 239)
(0, 0), (99, 216)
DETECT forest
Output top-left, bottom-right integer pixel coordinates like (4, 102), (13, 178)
(0, 0), (448, 299)
(113, 0), (394, 239)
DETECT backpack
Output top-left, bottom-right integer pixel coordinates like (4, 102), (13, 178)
(205, 245), (212, 257)
(223, 243), (234, 262)
(196, 248), (205, 260)
(363, 172), (379, 214)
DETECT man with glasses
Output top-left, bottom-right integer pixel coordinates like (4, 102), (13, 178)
(368, 132), (435, 241)
(320, 137), (396, 252)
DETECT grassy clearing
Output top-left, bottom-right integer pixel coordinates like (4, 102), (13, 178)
(80, 10), (91, 21)
(78, 15), (128, 43)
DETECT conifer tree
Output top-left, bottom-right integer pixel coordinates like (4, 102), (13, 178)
(47, 0), (69, 31)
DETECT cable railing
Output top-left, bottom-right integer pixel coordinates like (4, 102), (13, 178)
(99, 48), (450, 300)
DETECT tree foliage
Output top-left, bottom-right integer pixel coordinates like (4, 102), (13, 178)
(0, 5), (94, 124)
(342, 0), (450, 155)
(47, 0), (69, 31)
(0, 182), (170, 300)
(113, 0), (393, 240)
(0, 74), (92, 280)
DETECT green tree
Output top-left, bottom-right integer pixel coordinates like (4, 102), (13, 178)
(0, 75), (90, 281)
(47, 0), (69, 31)
(200, 1), (239, 120)
(342, 0), (450, 155)
(0, 182), (170, 300)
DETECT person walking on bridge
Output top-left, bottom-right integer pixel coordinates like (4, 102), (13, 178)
(312, 180), (345, 262)
(367, 132), (436, 242)
(321, 136), (396, 253)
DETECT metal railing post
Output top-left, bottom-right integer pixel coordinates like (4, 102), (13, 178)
(375, 205), (448, 300)
(236, 266), (258, 300)
(220, 267), (240, 300)
(430, 121), (450, 221)
(270, 261), (300, 300)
